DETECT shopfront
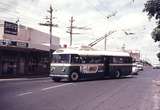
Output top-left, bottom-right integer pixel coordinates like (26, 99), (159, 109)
(0, 46), (50, 77)
(0, 20), (60, 77)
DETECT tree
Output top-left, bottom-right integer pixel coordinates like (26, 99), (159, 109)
(143, 0), (160, 61)
(157, 52), (160, 61)
(151, 25), (160, 42)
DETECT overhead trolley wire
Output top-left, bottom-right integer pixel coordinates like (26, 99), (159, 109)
(84, 0), (109, 20)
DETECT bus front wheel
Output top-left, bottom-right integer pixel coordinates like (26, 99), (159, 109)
(69, 72), (79, 82)
(114, 70), (121, 79)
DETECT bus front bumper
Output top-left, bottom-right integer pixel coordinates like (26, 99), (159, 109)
(49, 74), (69, 78)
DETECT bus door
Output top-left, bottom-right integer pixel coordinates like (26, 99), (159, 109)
(104, 56), (110, 76)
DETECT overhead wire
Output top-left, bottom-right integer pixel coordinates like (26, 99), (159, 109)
(84, 0), (108, 20)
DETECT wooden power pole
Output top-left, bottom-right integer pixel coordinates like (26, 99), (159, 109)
(39, 5), (58, 61)
(69, 16), (74, 46)
(67, 16), (91, 46)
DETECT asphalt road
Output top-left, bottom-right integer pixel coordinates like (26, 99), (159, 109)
(0, 67), (160, 110)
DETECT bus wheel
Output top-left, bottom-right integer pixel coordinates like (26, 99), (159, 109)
(70, 72), (79, 82)
(114, 71), (121, 79)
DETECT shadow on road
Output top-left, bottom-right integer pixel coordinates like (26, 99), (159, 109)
(59, 75), (136, 83)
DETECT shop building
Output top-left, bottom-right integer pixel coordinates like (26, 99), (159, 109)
(0, 20), (60, 77)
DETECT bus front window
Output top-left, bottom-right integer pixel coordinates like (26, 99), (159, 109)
(52, 54), (70, 63)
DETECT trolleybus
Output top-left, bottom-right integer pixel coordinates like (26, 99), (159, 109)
(49, 46), (133, 82)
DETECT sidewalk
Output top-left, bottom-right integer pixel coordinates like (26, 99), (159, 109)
(0, 76), (50, 82)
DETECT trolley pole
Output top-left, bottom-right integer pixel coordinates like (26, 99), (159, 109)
(104, 34), (107, 51)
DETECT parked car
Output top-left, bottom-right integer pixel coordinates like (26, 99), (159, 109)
(132, 63), (139, 75)
(137, 63), (143, 71)
(153, 64), (160, 69)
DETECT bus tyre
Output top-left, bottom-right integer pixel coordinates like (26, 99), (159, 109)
(114, 70), (121, 79)
(69, 72), (79, 82)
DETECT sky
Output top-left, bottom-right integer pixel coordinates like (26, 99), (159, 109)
(0, 0), (159, 64)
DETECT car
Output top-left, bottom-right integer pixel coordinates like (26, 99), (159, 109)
(137, 63), (143, 71)
(153, 64), (160, 69)
(132, 63), (139, 75)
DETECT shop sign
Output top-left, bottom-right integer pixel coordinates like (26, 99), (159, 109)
(0, 40), (28, 48)
(0, 40), (10, 46)
(0, 40), (6, 46)
(4, 21), (18, 35)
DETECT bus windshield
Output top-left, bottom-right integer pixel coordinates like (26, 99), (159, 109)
(52, 54), (70, 63)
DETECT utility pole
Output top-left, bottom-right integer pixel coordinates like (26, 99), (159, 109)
(69, 16), (74, 46)
(67, 16), (91, 46)
(39, 5), (58, 62)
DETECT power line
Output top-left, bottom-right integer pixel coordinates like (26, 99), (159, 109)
(85, 0), (108, 19)
(85, 0), (118, 20)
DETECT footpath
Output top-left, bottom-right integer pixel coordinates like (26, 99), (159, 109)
(0, 76), (50, 82)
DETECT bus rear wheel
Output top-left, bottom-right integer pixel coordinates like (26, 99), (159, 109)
(69, 72), (79, 82)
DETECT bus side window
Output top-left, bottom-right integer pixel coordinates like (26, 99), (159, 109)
(95, 57), (103, 63)
(89, 57), (95, 63)
(124, 57), (131, 63)
(113, 57), (117, 63)
(71, 55), (80, 64)
(80, 56), (88, 64)
(79, 56), (84, 63)
(119, 57), (123, 64)
(82, 57), (86, 64)
(109, 57), (113, 63)
(113, 57), (124, 64)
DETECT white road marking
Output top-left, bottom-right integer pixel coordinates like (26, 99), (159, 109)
(41, 83), (73, 91)
(16, 83), (74, 97)
(17, 92), (33, 96)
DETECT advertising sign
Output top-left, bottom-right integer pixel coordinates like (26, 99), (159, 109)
(0, 40), (28, 48)
(4, 21), (18, 35)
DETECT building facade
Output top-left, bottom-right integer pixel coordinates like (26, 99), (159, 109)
(0, 20), (60, 77)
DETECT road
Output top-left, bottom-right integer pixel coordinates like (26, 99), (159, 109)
(0, 67), (160, 110)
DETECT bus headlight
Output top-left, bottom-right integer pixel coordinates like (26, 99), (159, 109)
(50, 66), (56, 73)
